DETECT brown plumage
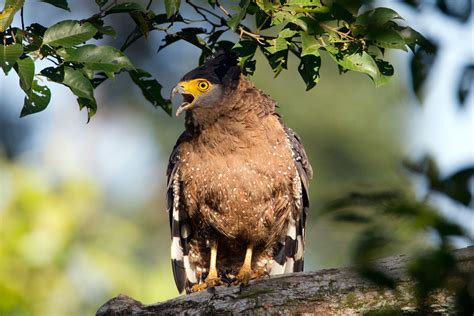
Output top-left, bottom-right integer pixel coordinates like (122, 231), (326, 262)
(168, 52), (312, 293)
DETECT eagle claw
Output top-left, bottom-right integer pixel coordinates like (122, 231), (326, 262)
(232, 267), (268, 286)
(191, 272), (222, 292)
(233, 267), (252, 286)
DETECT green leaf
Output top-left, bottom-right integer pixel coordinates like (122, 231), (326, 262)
(130, 10), (153, 38)
(93, 24), (117, 38)
(373, 28), (406, 50)
(164, 0), (181, 18)
(374, 59), (394, 86)
(20, 80), (51, 117)
(255, 0), (276, 12)
(261, 47), (288, 77)
(129, 68), (172, 115)
(232, 40), (258, 75)
(14, 56), (35, 93)
(22, 24), (46, 52)
(106, 2), (144, 14)
(40, 66), (65, 82)
(298, 54), (321, 90)
(43, 20), (97, 47)
(77, 97), (97, 122)
(330, 51), (382, 85)
(233, 40), (258, 60)
(272, 11), (306, 30)
(398, 26), (429, 53)
(300, 32), (321, 57)
(158, 28), (210, 52)
(0, 43), (24, 74)
(278, 28), (298, 38)
(61, 44), (134, 77)
(287, 0), (323, 6)
(266, 37), (288, 54)
(39, 0), (70, 11)
(255, 9), (271, 30)
(42, 65), (97, 113)
(411, 45), (438, 100)
(47, 66), (98, 121)
(152, 13), (184, 25)
(62, 66), (96, 101)
(0, 0), (24, 32)
(356, 8), (402, 26)
(227, 0), (250, 31)
(432, 166), (474, 206)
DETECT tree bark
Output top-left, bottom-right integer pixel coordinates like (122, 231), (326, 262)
(96, 247), (473, 315)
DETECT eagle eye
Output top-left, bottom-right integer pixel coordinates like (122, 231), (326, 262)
(197, 80), (210, 92)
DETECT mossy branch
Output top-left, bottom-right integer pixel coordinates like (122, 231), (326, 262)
(96, 247), (473, 315)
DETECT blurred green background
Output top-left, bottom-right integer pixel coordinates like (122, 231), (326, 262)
(0, 1), (472, 315)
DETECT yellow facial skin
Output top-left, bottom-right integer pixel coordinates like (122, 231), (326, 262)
(173, 78), (213, 116)
(179, 78), (212, 96)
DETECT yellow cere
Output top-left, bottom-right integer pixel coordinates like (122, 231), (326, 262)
(179, 78), (212, 97)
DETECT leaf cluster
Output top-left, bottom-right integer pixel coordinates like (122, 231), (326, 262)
(403, 0), (473, 107)
(227, 0), (429, 89)
(324, 156), (473, 313)
(0, 0), (170, 120)
(0, 0), (429, 119)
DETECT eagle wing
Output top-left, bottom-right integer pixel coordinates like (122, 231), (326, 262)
(271, 122), (313, 274)
(167, 132), (197, 293)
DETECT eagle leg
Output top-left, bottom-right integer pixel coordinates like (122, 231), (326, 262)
(191, 240), (221, 292)
(234, 243), (253, 286)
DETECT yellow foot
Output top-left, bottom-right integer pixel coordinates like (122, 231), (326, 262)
(191, 283), (207, 292)
(234, 265), (252, 286)
(191, 272), (222, 292)
(251, 267), (268, 279)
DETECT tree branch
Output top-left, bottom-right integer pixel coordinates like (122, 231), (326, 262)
(96, 247), (473, 315)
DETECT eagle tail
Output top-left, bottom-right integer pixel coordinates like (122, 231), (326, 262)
(170, 173), (197, 293)
(270, 212), (305, 274)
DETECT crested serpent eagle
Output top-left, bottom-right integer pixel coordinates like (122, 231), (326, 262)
(168, 52), (312, 293)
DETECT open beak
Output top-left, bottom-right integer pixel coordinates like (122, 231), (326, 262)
(171, 83), (196, 117)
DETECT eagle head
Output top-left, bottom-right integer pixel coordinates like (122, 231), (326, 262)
(172, 52), (241, 117)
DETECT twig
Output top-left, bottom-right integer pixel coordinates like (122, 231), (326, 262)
(120, 27), (142, 51)
(46, 57), (59, 65)
(319, 22), (353, 40)
(238, 26), (265, 44)
(215, 0), (230, 17)
(10, 28), (17, 43)
(186, 0), (223, 21)
(146, 0), (153, 10)
(20, 7), (25, 30)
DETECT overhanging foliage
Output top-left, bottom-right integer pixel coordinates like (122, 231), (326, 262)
(0, 0), (431, 120)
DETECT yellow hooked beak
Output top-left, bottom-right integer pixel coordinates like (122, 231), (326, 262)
(171, 82), (195, 117)
(171, 79), (212, 117)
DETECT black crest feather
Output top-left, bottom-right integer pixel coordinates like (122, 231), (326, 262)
(181, 51), (241, 87)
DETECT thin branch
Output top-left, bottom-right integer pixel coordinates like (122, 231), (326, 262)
(120, 27), (142, 51)
(186, 0), (223, 21)
(214, 0), (272, 45)
(20, 7), (25, 30)
(46, 57), (59, 65)
(215, 0), (231, 17)
(319, 22), (354, 40)
(10, 28), (16, 43)
(238, 27), (265, 44)
(146, 0), (153, 10)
